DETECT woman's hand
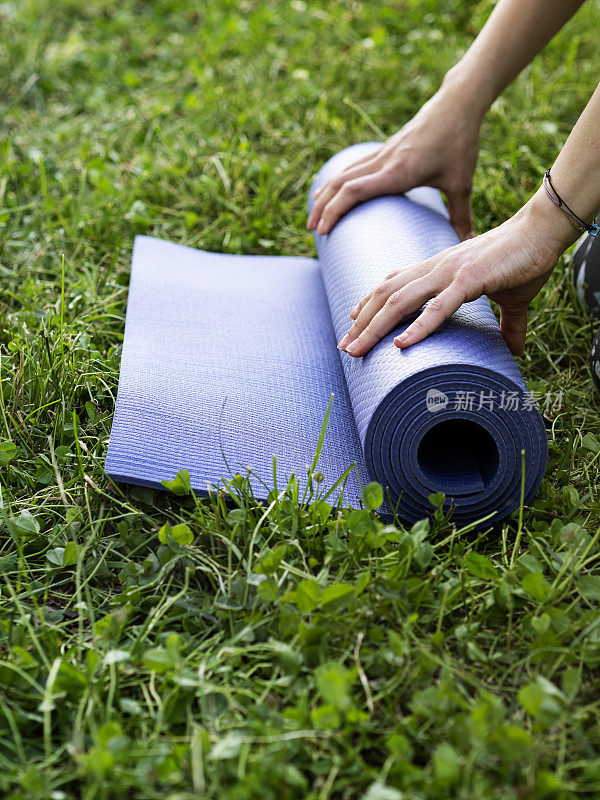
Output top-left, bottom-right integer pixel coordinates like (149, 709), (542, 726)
(337, 191), (577, 358)
(307, 79), (485, 241)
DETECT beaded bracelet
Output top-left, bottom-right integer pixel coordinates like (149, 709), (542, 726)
(543, 169), (599, 237)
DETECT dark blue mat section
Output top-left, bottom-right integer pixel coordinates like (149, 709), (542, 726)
(106, 143), (547, 524)
(309, 143), (547, 523)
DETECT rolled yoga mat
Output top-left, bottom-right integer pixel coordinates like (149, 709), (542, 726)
(106, 142), (547, 525)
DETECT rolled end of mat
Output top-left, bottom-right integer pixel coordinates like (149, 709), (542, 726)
(364, 365), (547, 525)
(310, 142), (548, 526)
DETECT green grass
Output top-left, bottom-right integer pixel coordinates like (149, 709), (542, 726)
(2, 0), (600, 797)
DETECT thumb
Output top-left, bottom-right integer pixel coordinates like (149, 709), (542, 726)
(499, 305), (528, 356)
(446, 190), (474, 241)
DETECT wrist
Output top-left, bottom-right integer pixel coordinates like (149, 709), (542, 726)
(517, 186), (580, 265)
(440, 63), (496, 120)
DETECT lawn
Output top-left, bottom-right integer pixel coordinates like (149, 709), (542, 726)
(2, 0), (600, 797)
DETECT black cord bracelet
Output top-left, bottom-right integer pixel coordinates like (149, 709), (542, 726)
(543, 169), (599, 237)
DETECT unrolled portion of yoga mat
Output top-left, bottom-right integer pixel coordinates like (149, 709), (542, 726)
(106, 142), (547, 525)
(105, 236), (368, 508)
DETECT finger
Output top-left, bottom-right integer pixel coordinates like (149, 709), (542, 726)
(394, 285), (465, 348)
(349, 291), (373, 320)
(499, 306), (528, 355)
(307, 154), (383, 229)
(348, 267), (401, 317)
(338, 281), (395, 350)
(309, 155), (383, 229)
(349, 280), (397, 320)
(446, 190), (474, 241)
(350, 286), (382, 320)
(345, 275), (436, 357)
(312, 147), (384, 199)
(342, 262), (431, 347)
(316, 168), (401, 235)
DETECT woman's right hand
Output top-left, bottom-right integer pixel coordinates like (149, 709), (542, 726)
(307, 78), (486, 241)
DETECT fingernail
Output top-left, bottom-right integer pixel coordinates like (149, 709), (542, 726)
(313, 186), (322, 197)
(316, 221), (326, 235)
(345, 339), (360, 356)
(349, 307), (358, 319)
(394, 333), (409, 348)
(306, 215), (314, 229)
(337, 332), (350, 350)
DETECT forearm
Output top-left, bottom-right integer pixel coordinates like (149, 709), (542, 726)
(441, 0), (585, 115)
(525, 81), (600, 257)
(338, 77), (600, 359)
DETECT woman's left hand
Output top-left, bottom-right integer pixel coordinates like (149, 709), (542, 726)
(337, 191), (576, 358)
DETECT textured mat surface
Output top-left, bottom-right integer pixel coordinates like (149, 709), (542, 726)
(105, 240), (367, 508)
(106, 142), (547, 523)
